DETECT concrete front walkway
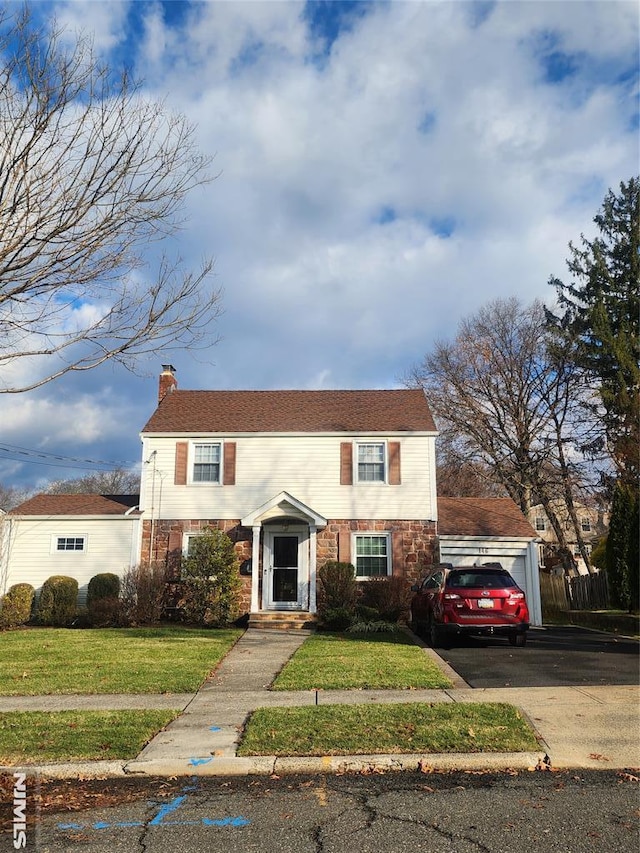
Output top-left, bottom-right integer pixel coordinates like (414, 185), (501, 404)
(1, 629), (638, 778)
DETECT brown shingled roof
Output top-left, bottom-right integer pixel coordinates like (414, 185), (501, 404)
(438, 497), (537, 538)
(142, 389), (437, 434)
(9, 494), (140, 516)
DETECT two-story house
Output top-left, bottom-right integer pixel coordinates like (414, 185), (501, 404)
(528, 501), (609, 576)
(1, 366), (543, 625)
(140, 366), (440, 620)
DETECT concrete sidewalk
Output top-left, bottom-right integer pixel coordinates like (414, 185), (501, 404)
(2, 629), (639, 778)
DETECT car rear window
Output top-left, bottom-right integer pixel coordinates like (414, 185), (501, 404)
(446, 570), (518, 590)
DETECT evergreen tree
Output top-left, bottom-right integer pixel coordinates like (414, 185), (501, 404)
(548, 177), (639, 483)
(549, 178), (639, 609)
(605, 482), (639, 612)
(180, 528), (242, 626)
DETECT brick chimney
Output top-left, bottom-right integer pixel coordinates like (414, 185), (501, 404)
(158, 364), (177, 403)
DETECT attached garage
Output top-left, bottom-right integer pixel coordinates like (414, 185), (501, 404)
(437, 497), (542, 626)
(1, 494), (141, 604)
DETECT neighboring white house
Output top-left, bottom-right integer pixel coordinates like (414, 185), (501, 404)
(528, 501), (609, 576)
(1, 366), (542, 625)
(1, 494), (140, 604)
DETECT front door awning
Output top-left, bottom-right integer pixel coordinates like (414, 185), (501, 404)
(241, 490), (327, 528)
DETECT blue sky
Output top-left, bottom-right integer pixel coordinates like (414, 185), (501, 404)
(0, 0), (638, 492)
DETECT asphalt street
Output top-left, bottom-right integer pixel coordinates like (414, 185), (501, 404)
(434, 625), (640, 688)
(11, 769), (639, 853)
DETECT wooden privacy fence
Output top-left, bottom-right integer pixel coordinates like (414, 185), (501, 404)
(539, 573), (568, 618)
(567, 572), (610, 610)
(539, 571), (610, 619)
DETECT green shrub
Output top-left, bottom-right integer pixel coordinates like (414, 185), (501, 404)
(85, 573), (122, 627)
(0, 583), (35, 628)
(179, 528), (242, 626)
(317, 560), (358, 628)
(119, 562), (168, 626)
(87, 596), (121, 628)
(358, 576), (413, 623)
(86, 573), (121, 607)
(320, 606), (354, 631)
(37, 575), (78, 626)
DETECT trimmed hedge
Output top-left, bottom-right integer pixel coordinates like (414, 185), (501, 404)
(86, 573), (121, 607)
(37, 575), (78, 626)
(0, 583), (35, 628)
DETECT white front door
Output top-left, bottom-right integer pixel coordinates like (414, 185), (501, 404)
(264, 527), (308, 610)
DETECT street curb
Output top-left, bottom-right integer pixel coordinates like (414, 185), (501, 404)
(1, 751), (545, 779)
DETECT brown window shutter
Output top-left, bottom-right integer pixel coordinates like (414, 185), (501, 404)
(392, 530), (404, 576)
(338, 530), (351, 564)
(388, 442), (401, 485)
(174, 442), (188, 485)
(223, 442), (236, 485)
(168, 531), (182, 553)
(340, 442), (353, 485)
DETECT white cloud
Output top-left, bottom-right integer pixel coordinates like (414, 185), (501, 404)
(2, 0), (638, 488)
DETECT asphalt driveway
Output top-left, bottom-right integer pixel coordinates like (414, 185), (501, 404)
(435, 625), (640, 688)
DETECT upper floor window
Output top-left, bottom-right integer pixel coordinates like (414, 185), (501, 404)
(535, 516), (546, 531)
(354, 533), (390, 578)
(581, 517), (591, 532)
(55, 536), (85, 552)
(357, 443), (386, 482)
(193, 443), (221, 483)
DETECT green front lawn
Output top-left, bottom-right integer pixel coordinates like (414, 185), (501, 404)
(272, 632), (451, 690)
(0, 627), (242, 695)
(0, 710), (179, 763)
(238, 702), (539, 756)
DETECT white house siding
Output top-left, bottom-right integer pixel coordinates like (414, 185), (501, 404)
(2, 516), (140, 603)
(139, 433), (438, 522)
(439, 536), (542, 626)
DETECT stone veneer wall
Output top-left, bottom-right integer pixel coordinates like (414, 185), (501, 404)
(317, 519), (437, 584)
(142, 517), (438, 617)
(141, 519), (253, 613)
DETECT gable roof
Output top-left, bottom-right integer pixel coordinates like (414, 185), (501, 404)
(9, 494), (140, 517)
(142, 389), (437, 434)
(438, 497), (537, 539)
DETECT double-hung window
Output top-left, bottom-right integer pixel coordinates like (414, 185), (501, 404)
(535, 516), (546, 532)
(354, 534), (390, 578)
(357, 442), (386, 482)
(193, 443), (221, 483)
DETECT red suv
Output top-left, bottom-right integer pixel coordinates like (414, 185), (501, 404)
(410, 563), (530, 648)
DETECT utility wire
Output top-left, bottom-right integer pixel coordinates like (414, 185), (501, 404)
(0, 442), (138, 471)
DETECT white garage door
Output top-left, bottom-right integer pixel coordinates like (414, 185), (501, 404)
(439, 549), (528, 595)
(492, 556), (527, 592)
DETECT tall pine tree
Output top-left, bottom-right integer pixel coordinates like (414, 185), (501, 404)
(549, 178), (639, 609)
(549, 177), (639, 483)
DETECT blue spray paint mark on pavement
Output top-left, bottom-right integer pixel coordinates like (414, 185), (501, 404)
(149, 795), (187, 825)
(56, 777), (250, 833)
(209, 726), (222, 731)
(203, 817), (250, 827)
(189, 756), (214, 766)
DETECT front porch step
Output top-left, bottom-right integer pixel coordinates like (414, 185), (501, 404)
(248, 611), (317, 631)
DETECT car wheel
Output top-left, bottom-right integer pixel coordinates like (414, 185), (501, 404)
(410, 615), (423, 637)
(429, 620), (444, 648)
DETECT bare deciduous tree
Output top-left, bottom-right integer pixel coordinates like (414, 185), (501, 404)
(44, 468), (140, 496)
(408, 298), (600, 573)
(0, 6), (221, 393)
